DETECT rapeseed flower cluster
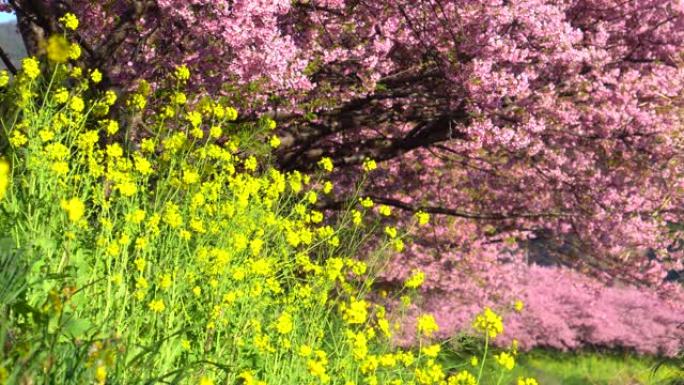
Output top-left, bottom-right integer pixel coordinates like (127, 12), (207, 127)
(473, 307), (504, 339)
(0, 39), (538, 385)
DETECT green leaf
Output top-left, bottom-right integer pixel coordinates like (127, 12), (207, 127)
(62, 316), (93, 339)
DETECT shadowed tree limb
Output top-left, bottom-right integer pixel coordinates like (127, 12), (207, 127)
(0, 44), (17, 74)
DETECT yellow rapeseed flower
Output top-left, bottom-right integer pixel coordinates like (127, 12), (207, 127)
(322, 180), (333, 194)
(148, 299), (166, 313)
(421, 343), (440, 357)
(209, 126), (222, 139)
(359, 197), (373, 208)
(472, 307), (504, 339)
(341, 298), (368, 325)
(61, 197), (85, 223)
(46, 35), (70, 63)
(95, 365), (107, 384)
(415, 210), (430, 226)
(68, 43), (81, 60)
(384, 226), (397, 238)
(0, 70), (9, 87)
(447, 370), (476, 385)
(21, 57), (40, 80)
(378, 205), (392, 216)
(104, 90), (117, 106)
(269, 135), (281, 148)
(494, 352), (515, 371)
(517, 377), (539, 385)
(275, 312), (293, 334)
(362, 158), (377, 172)
(317, 157), (334, 172)
(90, 69), (102, 84)
(404, 269), (425, 289)
(69, 96), (85, 113)
(174, 64), (190, 81)
(54, 87), (69, 104)
(416, 314), (439, 337)
(59, 13), (79, 30)
(514, 299), (524, 312)
(0, 159), (9, 200)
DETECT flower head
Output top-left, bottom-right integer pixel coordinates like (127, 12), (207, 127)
(59, 13), (79, 30)
(472, 307), (503, 339)
(417, 314), (439, 337)
(21, 57), (40, 80)
(405, 269), (425, 289)
(495, 352), (515, 371)
(61, 197), (85, 223)
(0, 159), (9, 200)
(362, 158), (377, 172)
(46, 35), (70, 63)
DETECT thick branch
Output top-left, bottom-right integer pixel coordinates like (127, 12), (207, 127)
(319, 195), (575, 220)
(0, 44), (17, 74)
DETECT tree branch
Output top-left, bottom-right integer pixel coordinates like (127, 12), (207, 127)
(319, 194), (575, 220)
(0, 44), (17, 74)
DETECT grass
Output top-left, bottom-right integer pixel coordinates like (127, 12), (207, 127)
(508, 350), (683, 385)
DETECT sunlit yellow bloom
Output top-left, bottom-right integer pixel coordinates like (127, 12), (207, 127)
(159, 273), (172, 290)
(90, 69), (102, 84)
(100, 119), (118, 136)
(405, 269), (425, 289)
(54, 87), (69, 104)
(415, 211), (430, 226)
(275, 312), (293, 334)
(514, 299), (524, 312)
(209, 126), (222, 139)
(447, 370), (476, 385)
(0, 70), (9, 87)
(61, 197), (85, 223)
(199, 376), (214, 385)
(359, 197), (373, 208)
(70, 66), (82, 78)
(68, 43), (81, 60)
(517, 377), (539, 385)
(186, 111), (202, 128)
(264, 117), (276, 130)
(104, 90), (117, 106)
(69, 96), (84, 112)
(244, 156), (257, 172)
(421, 343), (440, 357)
(417, 314), (439, 337)
(384, 226), (397, 238)
(95, 365), (107, 384)
(322, 180), (333, 194)
(472, 307), (504, 339)
(495, 352), (515, 371)
(46, 35), (70, 63)
(0, 159), (9, 200)
(59, 13), (79, 30)
(141, 138), (155, 153)
(362, 158), (377, 172)
(174, 64), (190, 81)
(269, 135), (281, 148)
(225, 106), (238, 121)
(378, 205), (392, 216)
(317, 157), (334, 172)
(341, 298), (368, 324)
(190, 127), (204, 139)
(148, 299), (165, 313)
(21, 57), (40, 80)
